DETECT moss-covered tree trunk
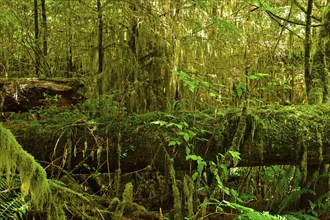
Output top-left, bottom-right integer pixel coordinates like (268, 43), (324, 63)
(307, 3), (330, 104)
(302, 2), (330, 208)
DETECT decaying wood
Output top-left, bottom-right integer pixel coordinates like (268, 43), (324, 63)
(0, 78), (85, 112)
(3, 105), (330, 174)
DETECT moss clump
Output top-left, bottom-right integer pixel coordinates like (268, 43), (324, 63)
(0, 124), (51, 210)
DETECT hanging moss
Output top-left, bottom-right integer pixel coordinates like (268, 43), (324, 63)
(183, 174), (194, 219)
(167, 155), (183, 220)
(0, 124), (51, 210)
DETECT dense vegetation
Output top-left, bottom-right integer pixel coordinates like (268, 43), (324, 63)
(0, 0), (330, 219)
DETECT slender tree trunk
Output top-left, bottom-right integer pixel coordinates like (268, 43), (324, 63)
(97, 0), (103, 73)
(34, 0), (40, 76)
(67, 1), (73, 73)
(128, 3), (138, 82)
(300, 0), (314, 209)
(41, 0), (47, 56)
(304, 0), (313, 98)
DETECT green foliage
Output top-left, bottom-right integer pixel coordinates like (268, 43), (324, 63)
(79, 94), (126, 118)
(211, 16), (241, 37)
(172, 70), (205, 93)
(246, 0), (276, 12)
(0, 177), (28, 219)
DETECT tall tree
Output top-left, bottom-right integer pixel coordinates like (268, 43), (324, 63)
(301, 1), (330, 208)
(304, 0), (313, 101)
(97, 0), (103, 73)
(34, 0), (40, 76)
(307, 1), (330, 104)
(41, 0), (47, 56)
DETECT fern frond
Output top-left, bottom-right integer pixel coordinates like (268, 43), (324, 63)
(0, 177), (28, 220)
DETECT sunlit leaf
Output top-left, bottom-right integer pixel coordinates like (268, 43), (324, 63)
(209, 92), (217, 97)
(197, 161), (205, 173)
(184, 133), (190, 142)
(256, 73), (270, 77)
(229, 150), (241, 160)
(168, 140), (181, 146)
(151, 120), (167, 126)
(246, 75), (258, 80)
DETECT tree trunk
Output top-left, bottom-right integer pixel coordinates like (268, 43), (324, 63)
(41, 0), (47, 56)
(303, 1), (330, 208)
(34, 0), (40, 76)
(307, 2), (330, 104)
(304, 0), (313, 98)
(67, 1), (74, 74)
(97, 0), (103, 73)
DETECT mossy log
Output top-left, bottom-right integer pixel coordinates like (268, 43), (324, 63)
(3, 104), (330, 173)
(0, 78), (85, 112)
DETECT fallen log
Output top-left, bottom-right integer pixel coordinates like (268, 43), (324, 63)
(0, 78), (85, 112)
(3, 104), (330, 173)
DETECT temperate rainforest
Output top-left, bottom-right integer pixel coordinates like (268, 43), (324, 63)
(0, 0), (330, 219)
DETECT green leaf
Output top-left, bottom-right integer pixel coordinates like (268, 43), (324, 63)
(187, 155), (198, 160)
(188, 130), (196, 138)
(188, 84), (196, 92)
(151, 120), (167, 126)
(236, 82), (245, 97)
(178, 131), (190, 142)
(197, 162), (205, 173)
(184, 133), (190, 142)
(202, 81), (210, 88)
(192, 172), (199, 180)
(168, 140), (181, 146)
(246, 75), (258, 80)
(168, 140), (176, 146)
(209, 92), (217, 97)
(228, 150), (241, 160)
(185, 147), (191, 156)
(175, 124), (183, 130)
(256, 73), (270, 77)
(171, 70), (179, 75)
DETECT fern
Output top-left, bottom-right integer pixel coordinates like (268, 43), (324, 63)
(277, 188), (314, 214)
(283, 212), (318, 220)
(0, 177), (29, 219)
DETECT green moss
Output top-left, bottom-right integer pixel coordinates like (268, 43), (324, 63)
(168, 156), (182, 220)
(0, 124), (51, 210)
(183, 175), (194, 219)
